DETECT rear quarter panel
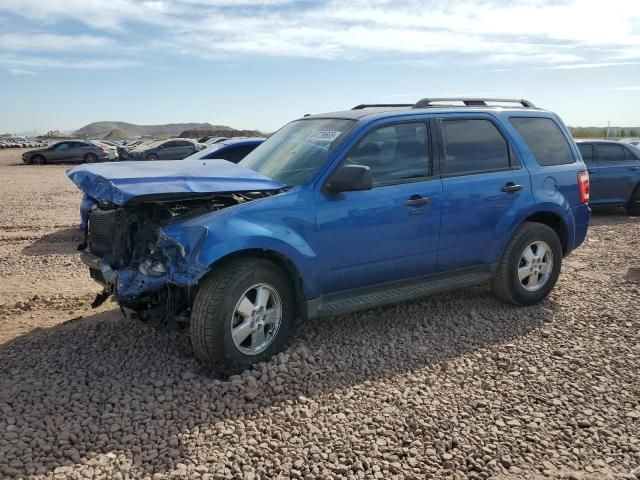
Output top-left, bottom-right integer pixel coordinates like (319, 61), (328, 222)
(499, 111), (589, 253)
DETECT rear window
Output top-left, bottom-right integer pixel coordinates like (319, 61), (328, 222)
(510, 117), (575, 166)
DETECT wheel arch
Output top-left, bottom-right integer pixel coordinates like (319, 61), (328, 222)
(205, 248), (306, 311)
(522, 210), (569, 255)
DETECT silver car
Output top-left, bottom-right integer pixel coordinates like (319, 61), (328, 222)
(22, 141), (114, 165)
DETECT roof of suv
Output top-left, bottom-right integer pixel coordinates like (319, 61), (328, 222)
(303, 98), (545, 122)
(574, 139), (626, 144)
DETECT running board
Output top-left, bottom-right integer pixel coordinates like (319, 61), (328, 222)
(304, 266), (493, 319)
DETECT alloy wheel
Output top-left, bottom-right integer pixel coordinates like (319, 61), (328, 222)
(518, 241), (553, 292)
(230, 283), (282, 355)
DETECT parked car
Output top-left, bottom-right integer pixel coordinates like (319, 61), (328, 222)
(185, 137), (264, 162)
(77, 138), (265, 229)
(575, 139), (640, 215)
(22, 140), (115, 164)
(204, 137), (229, 145)
(68, 97), (590, 373)
(121, 138), (202, 161)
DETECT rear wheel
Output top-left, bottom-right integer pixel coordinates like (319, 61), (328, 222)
(190, 258), (294, 374)
(492, 222), (562, 305)
(626, 185), (640, 216)
(32, 154), (46, 165)
(146, 153), (158, 161)
(84, 152), (98, 163)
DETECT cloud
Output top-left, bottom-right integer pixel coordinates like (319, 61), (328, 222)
(0, 55), (140, 70)
(0, 0), (638, 68)
(542, 62), (640, 70)
(0, 33), (114, 51)
(8, 68), (36, 75)
(611, 86), (640, 91)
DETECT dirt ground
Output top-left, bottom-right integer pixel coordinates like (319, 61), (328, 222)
(0, 147), (639, 479)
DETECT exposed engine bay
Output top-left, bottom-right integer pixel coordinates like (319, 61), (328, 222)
(80, 191), (275, 327)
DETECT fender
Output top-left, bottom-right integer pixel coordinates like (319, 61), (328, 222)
(159, 190), (319, 297)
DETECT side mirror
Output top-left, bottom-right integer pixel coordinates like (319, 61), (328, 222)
(325, 165), (373, 193)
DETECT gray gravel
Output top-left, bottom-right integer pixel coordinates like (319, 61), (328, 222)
(0, 149), (639, 479)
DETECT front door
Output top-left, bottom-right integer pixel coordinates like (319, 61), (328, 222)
(314, 120), (443, 295)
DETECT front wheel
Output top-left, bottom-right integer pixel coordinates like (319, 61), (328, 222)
(146, 153), (158, 161)
(32, 154), (46, 165)
(84, 152), (98, 163)
(626, 185), (640, 216)
(190, 258), (294, 374)
(492, 222), (562, 305)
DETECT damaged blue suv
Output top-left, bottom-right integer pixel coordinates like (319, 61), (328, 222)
(68, 98), (591, 373)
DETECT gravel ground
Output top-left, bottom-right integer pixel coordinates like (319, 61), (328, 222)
(0, 148), (639, 479)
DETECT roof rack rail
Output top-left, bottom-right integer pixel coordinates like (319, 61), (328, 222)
(413, 97), (536, 108)
(352, 103), (414, 110)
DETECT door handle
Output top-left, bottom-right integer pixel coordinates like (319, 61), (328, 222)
(501, 182), (523, 193)
(404, 195), (431, 207)
(587, 169), (596, 174)
(629, 166), (640, 171)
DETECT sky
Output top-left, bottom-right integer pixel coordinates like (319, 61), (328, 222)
(0, 0), (639, 134)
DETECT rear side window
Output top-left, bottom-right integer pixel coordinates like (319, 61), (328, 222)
(510, 117), (574, 166)
(344, 122), (429, 184)
(625, 146), (640, 160)
(596, 143), (626, 162)
(577, 143), (594, 164)
(441, 119), (510, 175)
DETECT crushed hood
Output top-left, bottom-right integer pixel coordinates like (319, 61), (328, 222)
(67, 159), (285, 205)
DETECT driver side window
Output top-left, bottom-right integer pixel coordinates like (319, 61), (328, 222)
(344, 122), (429, 185)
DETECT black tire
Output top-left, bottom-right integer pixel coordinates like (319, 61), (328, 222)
(190, 258), (294, 374)
(626, 185), (640, 216)
(32, 154), (46, 165)
(492, 222), (562, 306)
(84, 153), (98, 163)
(146, 153), (158, 161)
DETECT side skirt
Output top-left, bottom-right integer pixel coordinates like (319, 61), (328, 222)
(303, 265), (495, 319)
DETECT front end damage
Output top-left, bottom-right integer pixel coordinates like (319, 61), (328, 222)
(80, 192), (271, 326)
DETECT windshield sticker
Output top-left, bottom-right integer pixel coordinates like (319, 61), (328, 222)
(306, 130), (342, 142)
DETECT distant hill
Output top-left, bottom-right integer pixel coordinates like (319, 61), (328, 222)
(74, 121), (263, 140)
(178, 128), (264, 139)
(102, 128), (130, 141)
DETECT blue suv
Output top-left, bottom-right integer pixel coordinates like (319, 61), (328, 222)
(575, 139), (640, 215)
(68, 98), (591, 373)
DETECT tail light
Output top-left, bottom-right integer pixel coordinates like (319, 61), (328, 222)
(578, 171), (589, 204)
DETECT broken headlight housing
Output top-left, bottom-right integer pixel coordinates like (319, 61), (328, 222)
(139, 257), (167, 276)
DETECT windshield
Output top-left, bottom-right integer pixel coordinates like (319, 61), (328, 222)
(239, 118), (355, 186)
(184, 144), (221, 161)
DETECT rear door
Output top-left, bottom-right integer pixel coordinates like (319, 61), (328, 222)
(72, 142), (92, 162)
(157, 141), (177, 159)
(174, 140), (197, 159)
(435, 115), (533, 271)
(593, 143), (639, 204)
